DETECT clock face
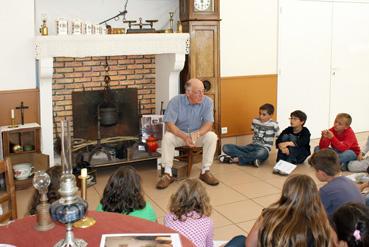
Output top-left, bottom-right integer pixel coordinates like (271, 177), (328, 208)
(194, 0), (212, 12)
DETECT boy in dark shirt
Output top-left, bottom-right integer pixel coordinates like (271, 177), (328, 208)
(309, 149), (364, 217)
(276, 110), (311, 164)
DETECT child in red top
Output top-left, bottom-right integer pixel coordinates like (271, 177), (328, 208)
(315, 113), (360, 170)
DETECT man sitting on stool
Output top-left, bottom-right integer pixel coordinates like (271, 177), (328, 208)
(156, 78), (219, 189)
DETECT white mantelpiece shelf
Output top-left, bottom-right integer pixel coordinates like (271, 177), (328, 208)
(35, 33), (189, 165)
(35, 33), (189, 59)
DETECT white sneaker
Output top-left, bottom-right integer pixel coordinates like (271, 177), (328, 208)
(218, 154), (232, 164)
(254, 159), (260, 168)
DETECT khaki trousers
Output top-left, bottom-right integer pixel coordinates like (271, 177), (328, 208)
(161, 131), (218, 175)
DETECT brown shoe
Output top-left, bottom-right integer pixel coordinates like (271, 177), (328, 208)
(199, 171), (219, 186)
(156, 173), (174, 189)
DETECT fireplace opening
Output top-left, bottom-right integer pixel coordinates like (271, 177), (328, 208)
(72, 88), (139, 140)
(71, 88), (142, 165)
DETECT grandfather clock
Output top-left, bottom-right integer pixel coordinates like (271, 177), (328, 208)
(179, 0), (221, 140)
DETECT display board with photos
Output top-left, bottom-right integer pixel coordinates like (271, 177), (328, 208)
(141, 115), (165, 142)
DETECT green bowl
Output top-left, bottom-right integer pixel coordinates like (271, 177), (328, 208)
(23, 145), (34, 151)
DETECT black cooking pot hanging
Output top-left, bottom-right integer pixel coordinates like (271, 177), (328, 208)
(99, 61), (118, 126)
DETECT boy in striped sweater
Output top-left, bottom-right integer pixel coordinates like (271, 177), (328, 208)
(220, 103), (279, 167)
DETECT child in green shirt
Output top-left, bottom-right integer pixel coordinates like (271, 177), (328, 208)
(96, 166), (157, 222)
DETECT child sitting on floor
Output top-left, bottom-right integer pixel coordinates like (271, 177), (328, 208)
(220, 103), (279, 167)
(276, 110), (311, 164)
(96, 166), (157, 222)
(309, 149), (364, 217)
(333, 203), (369, 247)
(246, 174), (336, 247)
(315, 113), (360, 170)
(164, 179), (213, 247)
(348, 136), (369, 172)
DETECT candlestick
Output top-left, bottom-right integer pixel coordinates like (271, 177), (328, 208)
(81, 168), (87, 178)
(11, 109), (14, 119)
(73, 174), (96, 229)
(8, 118), (18, 128)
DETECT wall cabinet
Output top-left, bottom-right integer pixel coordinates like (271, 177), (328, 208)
(0, 123), (42, 190)
(1, 123), (41, 158)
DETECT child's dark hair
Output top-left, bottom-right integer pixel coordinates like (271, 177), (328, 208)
(100, 166), (146, 214)
(333, 203), (369, 247)
(29, 165), (62, 215)
(259, 103), (274, 115)
(169, 179), (211, 221)
(291, 110), (307, 125)
(309, 149), (340, 176)
(336, 113), (352, 126)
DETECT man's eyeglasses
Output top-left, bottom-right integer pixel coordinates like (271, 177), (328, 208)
(289, 117), (299, 120)
(192, 89), (204, 95)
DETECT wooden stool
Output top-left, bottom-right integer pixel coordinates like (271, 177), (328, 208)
(175, 146), (203, 177)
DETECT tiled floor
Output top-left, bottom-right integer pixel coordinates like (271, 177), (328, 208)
(14, 132), (369, 241)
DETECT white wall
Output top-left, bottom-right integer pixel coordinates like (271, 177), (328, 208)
(0, 1), (36, 90)
(220, 0), (278, 76)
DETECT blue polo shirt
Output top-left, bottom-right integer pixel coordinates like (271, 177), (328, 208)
(163, 94), (213, 133)
(320, 176), (365, 216)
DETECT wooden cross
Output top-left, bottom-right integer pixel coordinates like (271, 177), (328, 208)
(16, 101), (29, 125)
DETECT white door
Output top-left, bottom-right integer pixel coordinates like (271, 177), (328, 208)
(330, 2), (369, 132)
(278, 0), (332, 138)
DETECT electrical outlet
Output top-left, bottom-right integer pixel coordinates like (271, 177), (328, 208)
(221, 127), (228, 134)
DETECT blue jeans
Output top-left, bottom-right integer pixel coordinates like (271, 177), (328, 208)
(223, 143), (269, 165)
(224, 235), (246, 247)
(314, 146), (357, 170)
(277, 134), (309, 164)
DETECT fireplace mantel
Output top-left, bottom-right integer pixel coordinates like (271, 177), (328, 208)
(35, 33), (189, 59)
(35, 33), (189, 164)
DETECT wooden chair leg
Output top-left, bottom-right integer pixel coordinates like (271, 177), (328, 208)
(187, 152), (193, 177)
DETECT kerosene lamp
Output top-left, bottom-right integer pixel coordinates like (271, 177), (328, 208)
(33, 171), (55, 231)
(50, 120), (88, 247)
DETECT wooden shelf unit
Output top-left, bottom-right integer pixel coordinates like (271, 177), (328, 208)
(2, 126), (41, 157)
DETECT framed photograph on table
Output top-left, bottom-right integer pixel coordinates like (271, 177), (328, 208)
(100, 233), (182, 247)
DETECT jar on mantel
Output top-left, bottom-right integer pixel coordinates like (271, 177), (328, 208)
(146, 135), (158, 153)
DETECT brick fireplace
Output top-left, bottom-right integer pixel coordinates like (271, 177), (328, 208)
(52, 55), (156, 140)
(35, 33), (189, 164)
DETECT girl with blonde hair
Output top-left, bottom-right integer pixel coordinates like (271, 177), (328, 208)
(247, 174), (336, 247)
(164, 178), (213, 247)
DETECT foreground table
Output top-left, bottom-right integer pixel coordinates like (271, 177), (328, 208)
(0, 211), (195, 247)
